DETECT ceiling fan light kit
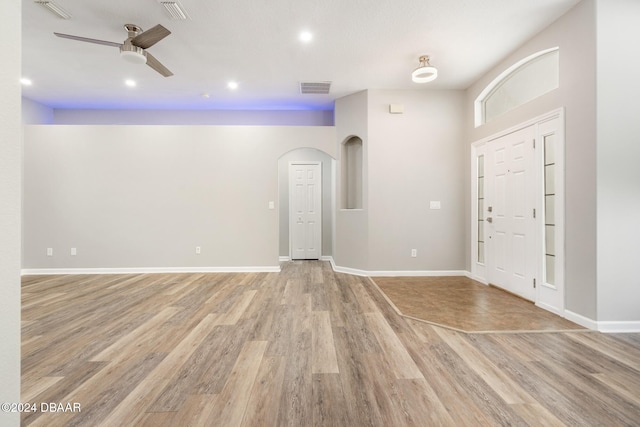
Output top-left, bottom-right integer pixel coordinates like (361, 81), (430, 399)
(54, 23), (173, 77)
(412, 55), (438, 83)
(120, 45), (147, 64)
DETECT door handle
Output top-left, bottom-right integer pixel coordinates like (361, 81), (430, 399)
(486, 217), (493, 223)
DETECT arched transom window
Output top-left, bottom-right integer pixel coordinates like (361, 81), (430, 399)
(475, 47), (559, 127)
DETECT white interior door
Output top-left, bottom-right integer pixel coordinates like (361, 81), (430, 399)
(485, 126), (537, 301)
(289, 162), (321, 260)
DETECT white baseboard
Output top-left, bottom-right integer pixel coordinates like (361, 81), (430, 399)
(565, 310), (640, 332)
(564, 310), (598, 330)
(597, 321), (640, 333)
(465, 271), (488, 285)
(329, 259), (467, 278)
(535, 301), (564, 317)
(278, 256), (291, 262)
(21, 265), (281, 275)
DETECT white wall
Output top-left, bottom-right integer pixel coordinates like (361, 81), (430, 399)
(22, 97), (53, 124)
(596, 0), (640, 322)
(278, 148), (335, 258)
(0, 0), (21, 424)
(465, 0), (598, 320)
(23, 125), (334, 271)
(367, 90), (466, 271)
(53, 109), (334, 126)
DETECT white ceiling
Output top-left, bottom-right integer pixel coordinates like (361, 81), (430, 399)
(21, 0), (581, 110)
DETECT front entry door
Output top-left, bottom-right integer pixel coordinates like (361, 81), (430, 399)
(485, 125), (536, 301)
(289, 162), (321, 260)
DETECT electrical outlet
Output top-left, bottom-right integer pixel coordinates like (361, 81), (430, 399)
(411, 249), (417, 257)
(47, 248), (53, 256)
(195, 246), (201, 255)
(71, 248), (77, 256)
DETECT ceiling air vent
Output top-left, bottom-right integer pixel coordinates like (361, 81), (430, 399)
(300, 81), (331, 94)
(34, 0), (72, 19)
(157, 0), (190, 20)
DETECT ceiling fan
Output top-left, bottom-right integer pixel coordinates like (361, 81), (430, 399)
(54, 24), (173, 77)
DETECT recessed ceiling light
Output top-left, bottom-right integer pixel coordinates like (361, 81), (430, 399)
(125, 79), (137, 88)
(227, 81), (238, 90)
(299, 31), (313, 43)
(20, 78), (33, 86)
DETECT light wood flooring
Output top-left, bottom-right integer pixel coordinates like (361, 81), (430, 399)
(22, 261), (640, 426)
(372, 276), (584, 333)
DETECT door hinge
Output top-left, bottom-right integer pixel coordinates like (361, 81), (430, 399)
(533, 208), (536, 218)
(533, 139), (536, 149)
(533, 278), (536, 288)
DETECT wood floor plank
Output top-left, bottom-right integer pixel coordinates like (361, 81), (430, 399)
(90, 306), (180, 362)
(241, 356), (287, 427)
(147, 313), (220, 381)
(566, 331), (640, 372)
(312, 373), (352, 427)
(21, 376), (63, 403)
(433, 326), (536, 405)
(96, 378), (171, 427)
(311, 311), (339, 374)
(200, 340), (268, 427)
(365, 311), (424, 380)
(333, 326), (386, 427)
(21, 262), (640, 426)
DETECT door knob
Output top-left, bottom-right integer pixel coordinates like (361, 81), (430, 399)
(486, 217), (493, 223)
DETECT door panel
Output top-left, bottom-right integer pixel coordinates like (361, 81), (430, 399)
(289, 162), (321, 260)
(486, 126), (536, 301)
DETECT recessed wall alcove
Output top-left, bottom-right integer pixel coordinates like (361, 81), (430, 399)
(341, 136), (363, 209)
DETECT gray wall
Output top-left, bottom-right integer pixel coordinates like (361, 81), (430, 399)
(278, 148), (336, 258)
(335, 91), (370, 270)
(22, 97), (53, 124)
(596, 0), (640, 322)
(0, 0), (21, 423)
(464, 0), (598, 320)
(53, 109), (334, 126)
(333, 89), (466, 272)
(23, 125), (335, 270)
(367, 90), (466, 271)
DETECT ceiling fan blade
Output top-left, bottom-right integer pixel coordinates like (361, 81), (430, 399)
(145, 52), (173, 77)
(54, 32), (122, 48)
(131, 24), (171, 49)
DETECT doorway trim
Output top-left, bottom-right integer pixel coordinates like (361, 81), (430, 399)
(471, 108), (565, 316)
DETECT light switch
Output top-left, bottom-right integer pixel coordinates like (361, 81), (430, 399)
(268, 201), (275, 210)
(430, 201), (441, 210)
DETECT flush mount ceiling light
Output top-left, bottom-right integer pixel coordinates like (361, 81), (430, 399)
(34, 0), (72, 19)
(412, 55), (438, 83)
(227, 81), (238, 90)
